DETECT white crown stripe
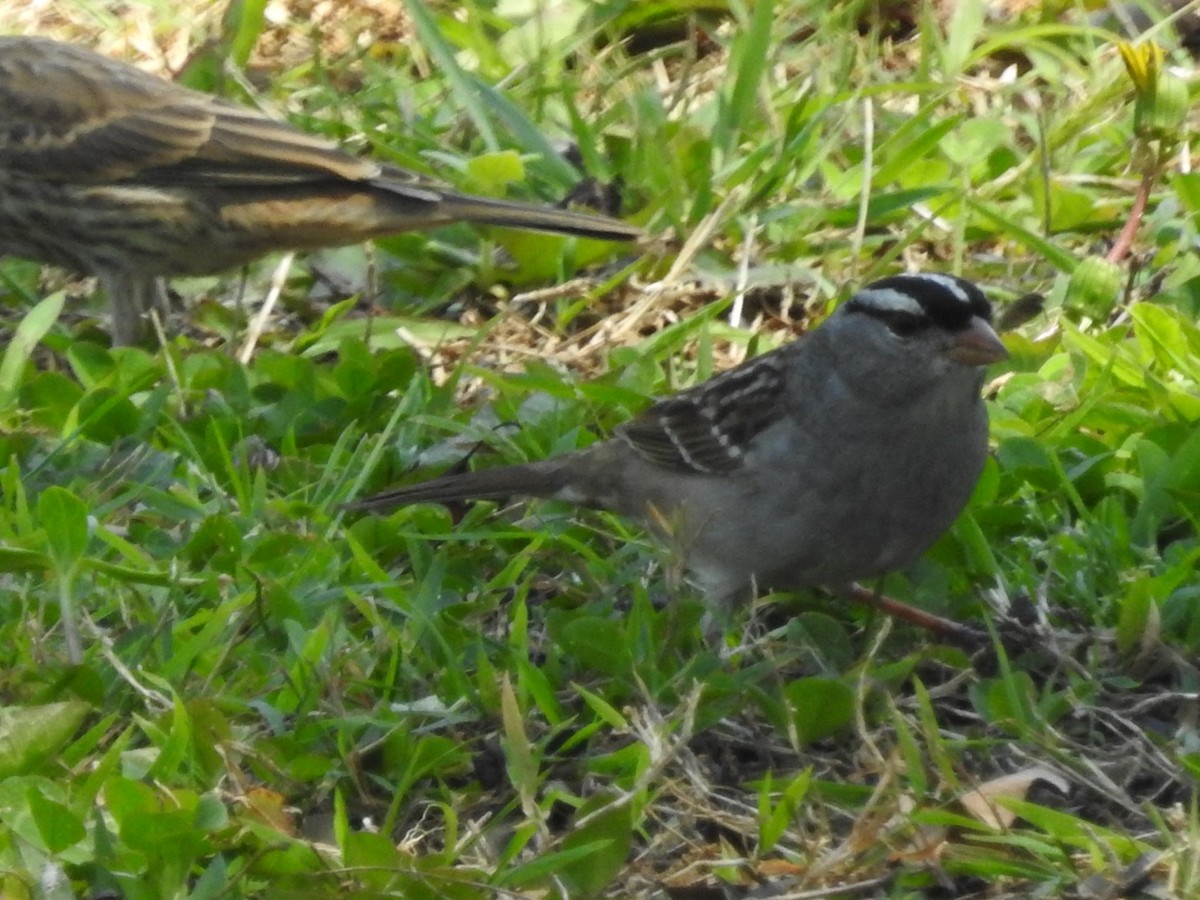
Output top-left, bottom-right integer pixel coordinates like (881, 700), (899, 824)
(914, 272), (971, 304)
(856, 287), (926, 315)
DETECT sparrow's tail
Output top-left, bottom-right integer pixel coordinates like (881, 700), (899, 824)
(345, 459), (572, 513)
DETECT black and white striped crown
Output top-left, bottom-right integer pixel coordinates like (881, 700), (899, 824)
(845, 274), (992, 334)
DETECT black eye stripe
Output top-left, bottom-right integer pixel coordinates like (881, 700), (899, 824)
(875, 310), (931, 337)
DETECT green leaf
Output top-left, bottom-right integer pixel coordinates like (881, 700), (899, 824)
(65, 342), (115, 390)
(0, 703), (90, 779)
(1116, 579), (1157, 656)
(222, 0), (268, 66)
(500, 675), (539, 807)
(103, 775), (158, 831)
(715, 0), (775, 160)
(783, 677), (855, 746)
(405, 0), (498, 149)
(37, 487), (89, 574)
(874, 116), (962, 187)
(0, 291), (65, 410)
(75, 387), (141, 444)
(1173, 171), (1200, 225)
(941, 118), (1010, 167)
(498, 839), (614, 890)
(125, 802), (206, 861)
(466, 150), (527, 193)
(969, 200), (1078, 271)
(759, 768), (811, 853)
(189, 855), (229, 900)
(976, 671), (1039, 732)
(557, 616), (634, 676)
(28, 789), (86, 852)
(470, 79), (581, 184)
(559, 795), (633, 897)
(341, 831), (409, 889)
(1131, 303), (1198, 374)
(941, 0), (986, 74)
(783, 612), (854, 671)
(146, 693), (193, 783)
(0, 546), (52, 573)
(573, 683), (629, 731)
(84, 558), (200, 587)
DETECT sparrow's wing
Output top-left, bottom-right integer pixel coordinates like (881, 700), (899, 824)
(618, 352), (789, 474)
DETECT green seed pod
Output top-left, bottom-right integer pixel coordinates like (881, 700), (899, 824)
(1147, 70), (1190, 138)
(1067, 256), (1124, 314)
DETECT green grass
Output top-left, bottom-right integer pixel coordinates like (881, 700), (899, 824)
(2, 0), (1199, 896)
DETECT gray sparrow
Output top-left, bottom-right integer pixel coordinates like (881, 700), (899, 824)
(349, 273), (1009, 631)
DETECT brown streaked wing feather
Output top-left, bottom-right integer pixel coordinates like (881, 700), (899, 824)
(618, 355), (788, 475)
(0, 36), (377, 185)
(0, 37), (213, 181)
(149, 98), (382, 185)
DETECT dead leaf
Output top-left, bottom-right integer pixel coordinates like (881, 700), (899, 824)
(243, 785), (296, 835)
(959, 765), (1070, 830)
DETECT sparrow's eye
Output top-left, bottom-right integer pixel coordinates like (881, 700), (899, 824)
(876, 311), (929, 337)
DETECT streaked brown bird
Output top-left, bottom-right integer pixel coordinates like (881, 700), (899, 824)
(0, 36), (642, 345)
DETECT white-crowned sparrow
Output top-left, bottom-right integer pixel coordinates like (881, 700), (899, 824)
(0, 36), (641, 345)
(350, 273), (1008, 624)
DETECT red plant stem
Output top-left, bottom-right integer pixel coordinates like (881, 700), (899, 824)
(1107, 168), (1155, 264)
(840, 584), (986, 647)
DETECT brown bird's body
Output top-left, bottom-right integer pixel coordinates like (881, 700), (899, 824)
(0, 36), (641, 344)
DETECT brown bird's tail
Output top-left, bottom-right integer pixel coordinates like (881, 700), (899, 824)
(346, 458), (573, 514)
(375, 180), (644, 243)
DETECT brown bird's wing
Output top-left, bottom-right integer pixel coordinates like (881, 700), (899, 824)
(0, 36), (378, 185)
(617, 353), (788, 475)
